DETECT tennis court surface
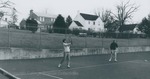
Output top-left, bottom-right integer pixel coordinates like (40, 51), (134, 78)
(0, 52), (150, 79)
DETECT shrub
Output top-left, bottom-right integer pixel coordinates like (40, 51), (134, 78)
(72, 28), (80, 35)
(8, 24), (19, 29)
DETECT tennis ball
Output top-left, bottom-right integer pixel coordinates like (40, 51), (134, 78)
(144, 60), (148, 62)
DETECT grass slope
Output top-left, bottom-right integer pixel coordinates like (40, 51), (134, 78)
(0, 28), (149, 49)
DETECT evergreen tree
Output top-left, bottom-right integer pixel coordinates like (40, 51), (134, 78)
(66, 15), (72, 28)
(53, 14), (67, 33)
(26, 18), (38, 33)
(53, 14), (67, 28)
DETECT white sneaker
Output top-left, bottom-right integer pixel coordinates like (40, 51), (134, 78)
(109, 59), (112, 61)
(114, 59), (117, 62)
(58, 64), (61, 68)
(67, 65), (70, 68)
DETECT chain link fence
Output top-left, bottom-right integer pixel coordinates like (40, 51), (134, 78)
(0, 27), (150, 49)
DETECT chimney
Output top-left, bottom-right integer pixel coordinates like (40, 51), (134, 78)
(30, 9), (33, 15)
(29, 9), (34, 19)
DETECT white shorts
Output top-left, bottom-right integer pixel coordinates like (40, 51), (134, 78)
(111, 48), (118, 54)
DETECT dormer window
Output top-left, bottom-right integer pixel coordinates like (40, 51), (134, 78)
(42, 17), (45, 21)
(40, 17), (42, 21)
(40, 17), (45, 21)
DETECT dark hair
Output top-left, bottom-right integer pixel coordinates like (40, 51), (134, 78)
(113, 40), (115, 42)
(63, 39), (66, 43)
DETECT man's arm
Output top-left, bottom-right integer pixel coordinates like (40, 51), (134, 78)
(63, 43), (71, 46)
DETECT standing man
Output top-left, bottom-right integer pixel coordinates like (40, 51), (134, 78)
(109, 40), (118, 62)
(58, 38), (71, 68)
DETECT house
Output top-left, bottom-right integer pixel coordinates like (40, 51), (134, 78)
(0, 19), (8, 28)
(19, 19), (26, 29)
(28, 10), (57, 32)
(0, 7), (18, 28)
(118, 24), (141, 34)
(0, 9), (11, 28)
(69, 12), (104, 32)
(133, 25), (144, 34)
(69, 21), (83, 30)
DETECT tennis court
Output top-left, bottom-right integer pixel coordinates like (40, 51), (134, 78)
(0, 52), (150, 79)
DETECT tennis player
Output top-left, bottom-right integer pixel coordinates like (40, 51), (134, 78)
(109, 40), (118, 62)
(58, 38), (71, 68)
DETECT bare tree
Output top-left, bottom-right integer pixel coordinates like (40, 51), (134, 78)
(94, 9), (116, 31)
(0, 0), (17, 25)
(0, 0), (14, 8)
(11, 7), (17, 24)
(0, 11), (4, 27)
(94, 9), (114, 23)
(112, 0), (139, 30)
(0, 11), (4, 19)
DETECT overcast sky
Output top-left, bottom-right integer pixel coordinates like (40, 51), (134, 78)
(11, 0), (150, 23)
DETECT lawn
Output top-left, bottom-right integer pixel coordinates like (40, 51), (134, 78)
(0, 28), (149, 49)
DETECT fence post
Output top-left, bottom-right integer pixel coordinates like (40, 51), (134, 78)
(128, 33), (129, 47)
(39, 28), (41, 49)
(65, 28), (67, 38)
(85, 36), (87, 48)
(147, 35), (149, 46)
(102, 36), (103, 48)
(8, 26), (10, 48)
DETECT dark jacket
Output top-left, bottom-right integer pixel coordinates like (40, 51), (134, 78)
(110, 42), (118, 50)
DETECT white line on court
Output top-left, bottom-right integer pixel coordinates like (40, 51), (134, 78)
(128, 60), (150, 65)
(39, 73), (63, 79)
(45, 60), (134, 73)
(15, 60), (136, 76)
(15, 72), (63, 79)
(0, 68), (21, 79)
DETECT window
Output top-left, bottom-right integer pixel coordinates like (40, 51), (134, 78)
(88, 21), (90, 24)
(42, 17), (45, 21)
(51, 18), (55, 22)
(93, 22), (95, 25)
(53, 18), (55, 21)
(40, 17), (45, 21)
(40, 17), (42, 21)
(5, 18), (7, 21)
(98, 21), (100, 26)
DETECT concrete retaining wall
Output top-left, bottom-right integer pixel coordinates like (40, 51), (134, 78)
(0, 46), (150, 60)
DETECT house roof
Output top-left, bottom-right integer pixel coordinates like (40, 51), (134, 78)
(74, 21), (83, 27)
(119, 24), (137, 31)
(35, 12), (57, 18)
(80, 13), (99, 21)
